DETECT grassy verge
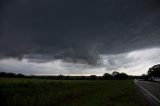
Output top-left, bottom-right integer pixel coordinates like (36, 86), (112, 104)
(0, 78), (147, 106)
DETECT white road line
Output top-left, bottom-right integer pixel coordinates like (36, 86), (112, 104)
(135, 81), (160, 104)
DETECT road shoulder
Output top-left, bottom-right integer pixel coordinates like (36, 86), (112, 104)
(134, 80), (160, 106)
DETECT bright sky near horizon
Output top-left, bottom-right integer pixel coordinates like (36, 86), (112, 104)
(0, 48), (160, 76)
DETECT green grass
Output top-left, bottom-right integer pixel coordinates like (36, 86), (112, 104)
(0, 78), (147, 106)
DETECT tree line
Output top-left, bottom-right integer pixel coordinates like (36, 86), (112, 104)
(0, 71), (141, 80)
(142, 64), (160, 80)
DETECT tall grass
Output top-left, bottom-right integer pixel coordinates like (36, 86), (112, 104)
(0, 78), (147, 106)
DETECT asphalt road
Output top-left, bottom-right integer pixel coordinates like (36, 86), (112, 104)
(135, 80), (160, 106)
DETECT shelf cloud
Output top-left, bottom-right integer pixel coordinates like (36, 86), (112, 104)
(1, 0), (160, 75)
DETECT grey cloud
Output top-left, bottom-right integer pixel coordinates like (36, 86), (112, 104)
(1, 0), (160, 65)
(102, 48), (160, 75)
(1, 48), (160, 75)
(0, 58), (106, 75)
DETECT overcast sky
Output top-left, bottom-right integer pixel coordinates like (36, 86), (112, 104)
(1, 0), (160, 75)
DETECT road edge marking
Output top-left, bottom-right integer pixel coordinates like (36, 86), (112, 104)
(135, 81), (160, 104)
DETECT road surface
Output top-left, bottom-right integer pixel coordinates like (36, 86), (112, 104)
(135, 80), (160, 106)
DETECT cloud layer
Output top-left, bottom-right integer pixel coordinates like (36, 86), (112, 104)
(1, 0), (160, 65)
(0, 48), (160, 75)
(1, 0), (160, 75)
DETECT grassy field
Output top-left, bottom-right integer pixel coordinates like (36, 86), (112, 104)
(0, 78), (147, 106)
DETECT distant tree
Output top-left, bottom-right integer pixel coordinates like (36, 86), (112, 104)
(103, 73), (112, 80)
(141, 74), (149, 81)
(112, 71), (129, 80)
(0, 72), (16, 77)
(16, 73), (25, 78)
(64, 76), (70, 80)
(116, 72), (129, 80)
(78, 76), (86, 80)
(58, 75), (64, 80)
(112, 71), (119, 76)
(89, 75), (97, 80)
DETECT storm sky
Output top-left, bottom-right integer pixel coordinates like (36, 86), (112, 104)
(1, 0), (160, 75)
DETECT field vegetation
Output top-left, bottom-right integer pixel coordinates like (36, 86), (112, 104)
(0, 78), (147, 106)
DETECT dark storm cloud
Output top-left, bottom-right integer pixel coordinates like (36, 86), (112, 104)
(1, 0), (160, 65)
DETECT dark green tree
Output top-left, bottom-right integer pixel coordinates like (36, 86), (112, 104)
(103, 73), (112, 80)
(148, 64), (160, 77)
(112, 71), (129, 80)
